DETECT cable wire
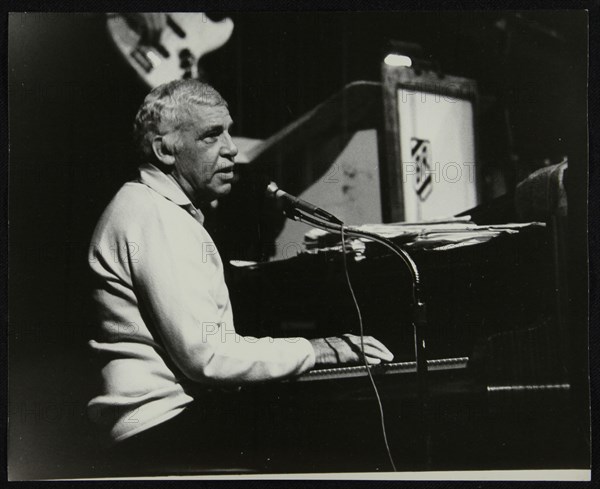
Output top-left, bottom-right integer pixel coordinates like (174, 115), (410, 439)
(288, 208), (427, 471)
(340, 226), (398, 472)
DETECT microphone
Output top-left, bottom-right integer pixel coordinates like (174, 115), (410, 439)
(266, 182), (343, 224)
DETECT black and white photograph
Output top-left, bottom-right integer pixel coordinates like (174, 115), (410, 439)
(7, 4), (592, 481)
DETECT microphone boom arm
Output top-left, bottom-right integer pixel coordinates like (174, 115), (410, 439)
(286, 207), (428, 402)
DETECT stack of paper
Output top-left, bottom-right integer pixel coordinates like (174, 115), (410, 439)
(304, 220), (545, 253)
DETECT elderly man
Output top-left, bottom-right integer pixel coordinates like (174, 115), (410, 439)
(87, 79), (393, 474)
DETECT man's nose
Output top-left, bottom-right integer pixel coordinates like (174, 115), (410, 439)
(221, 132), (238, 158)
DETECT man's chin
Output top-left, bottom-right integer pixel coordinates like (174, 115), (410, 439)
(211, 183), (233, 200)
(219, 183), (233, 194)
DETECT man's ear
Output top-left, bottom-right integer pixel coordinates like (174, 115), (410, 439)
(151, 135), (177, 166)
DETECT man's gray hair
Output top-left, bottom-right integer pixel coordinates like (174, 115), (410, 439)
(133, 79), (228, 159)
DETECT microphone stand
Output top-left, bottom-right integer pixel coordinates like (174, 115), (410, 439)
(283, 206), (431, 466)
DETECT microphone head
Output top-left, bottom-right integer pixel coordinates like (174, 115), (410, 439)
(266, 181), (280, 198)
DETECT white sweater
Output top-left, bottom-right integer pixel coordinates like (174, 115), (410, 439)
(87, 164), (315, 443)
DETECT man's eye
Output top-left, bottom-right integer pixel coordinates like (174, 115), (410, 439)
(201, 132), (220, 143)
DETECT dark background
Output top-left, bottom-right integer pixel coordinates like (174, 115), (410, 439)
(7, 9), (590, 479)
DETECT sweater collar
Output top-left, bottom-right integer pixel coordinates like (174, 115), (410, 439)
(138, 163), (205, 224)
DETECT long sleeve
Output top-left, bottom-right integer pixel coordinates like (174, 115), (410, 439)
(87, 174), (315, 443)
(125, 185), (316, 383)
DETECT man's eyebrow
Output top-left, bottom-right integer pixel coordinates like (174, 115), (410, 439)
(198, 121), (234, 135)
(199, 124), (224, 134)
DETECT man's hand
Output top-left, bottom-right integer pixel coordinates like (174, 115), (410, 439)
(122, 13), (167, 45)
(309, 334), (394, 366)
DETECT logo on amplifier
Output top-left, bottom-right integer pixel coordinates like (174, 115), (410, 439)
(411, 138), (432, 201)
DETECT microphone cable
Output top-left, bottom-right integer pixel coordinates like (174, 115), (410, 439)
(340, 225), (398, 472)
(272, 197), (427, 472)
(289, 208), (400, 471)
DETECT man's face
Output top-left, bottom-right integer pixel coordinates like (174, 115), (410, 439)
(170, 104), (238, 205)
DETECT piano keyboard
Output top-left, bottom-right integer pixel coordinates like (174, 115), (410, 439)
(296, 356), (469, 382)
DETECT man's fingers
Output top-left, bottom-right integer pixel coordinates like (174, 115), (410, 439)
(342, 334), (394, 362)
(145, 14), (160, 44)
(315, 335), (394, 366)
(148, 13), (166, 41)
(364, 356), (382, 365)
(156, 13), (167, 31)
(362, 344), (394, 362)
(364, 337), (394, 361)
(130, 13), (166, 45)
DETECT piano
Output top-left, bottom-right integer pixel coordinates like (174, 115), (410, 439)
(222, 220), (583, 472)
